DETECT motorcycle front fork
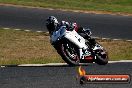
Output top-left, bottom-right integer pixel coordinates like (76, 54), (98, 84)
(79, 48), (92, 60)
(79, 49), (83, 59)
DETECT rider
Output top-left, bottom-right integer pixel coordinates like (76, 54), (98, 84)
(46, 16), (96, 46)
(46, 16), (74, 34)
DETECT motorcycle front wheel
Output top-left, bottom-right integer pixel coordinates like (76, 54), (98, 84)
(57, 40), (80, 66)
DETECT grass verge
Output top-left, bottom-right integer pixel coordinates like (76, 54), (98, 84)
(0, 28), (132, 65)
(0, 0), (132, 14)
(0, 29), (63, 65)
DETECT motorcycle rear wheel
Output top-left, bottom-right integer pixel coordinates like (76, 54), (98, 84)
(95, 49), (108, 65)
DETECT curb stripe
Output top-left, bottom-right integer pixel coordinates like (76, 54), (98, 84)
(14, 29), (21, 31)
(1, 27), (132, 42)
(36, 31), (43, 33)
(1, 60), (132, 67)
(113, 39), (122, 41)
(126, 40), (132, 42)
(24, 30), (31, 32)
(3, 27), (10, 30)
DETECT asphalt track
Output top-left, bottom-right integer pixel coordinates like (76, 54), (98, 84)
(0, 62), (132, 88)
(0, 5), (132, 39)
(0, 5), (132, 88)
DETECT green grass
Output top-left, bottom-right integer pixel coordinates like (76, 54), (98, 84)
(98, 39), (132, 61)
(0, 29), (63, 65)
(0, 0), (132, 14)
(0, 28), (132, 65)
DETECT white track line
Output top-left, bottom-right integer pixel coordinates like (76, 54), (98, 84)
(102, 38), (111, 40)
(18, 60), (132, 66)
(18, 63), (68, 66)
(0, 66), (6, 68)
(1, 60), (132, 67)
(3, 27), (10, 30)
(14, 29), (21, 31)
(24, 30), (31, 32)
(108, 60), (132, 63)
(93, 37), (100, 39)
(113, 39), (122, 41)
(36, 31), (43, 33)
(1, 27), (132, 41)
(0, 60), (131, 67)
(126, 40), (132, 42)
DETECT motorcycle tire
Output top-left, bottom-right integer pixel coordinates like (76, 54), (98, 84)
(55, 40), (80, 66)
(95, 50), (108, 65)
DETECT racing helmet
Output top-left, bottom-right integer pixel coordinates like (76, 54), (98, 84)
(46, 16), (59, 33)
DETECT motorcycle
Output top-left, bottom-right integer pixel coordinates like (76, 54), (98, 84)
(49, 25), (108, 66)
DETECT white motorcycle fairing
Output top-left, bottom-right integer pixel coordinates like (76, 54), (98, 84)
(64, 30), (88, 49)
(51, 26), (88, 50)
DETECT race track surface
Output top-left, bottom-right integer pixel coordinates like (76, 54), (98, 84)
(0, 5), (132, 88)
(0, 62), (132, 88)
(0, 5), (132, 39)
